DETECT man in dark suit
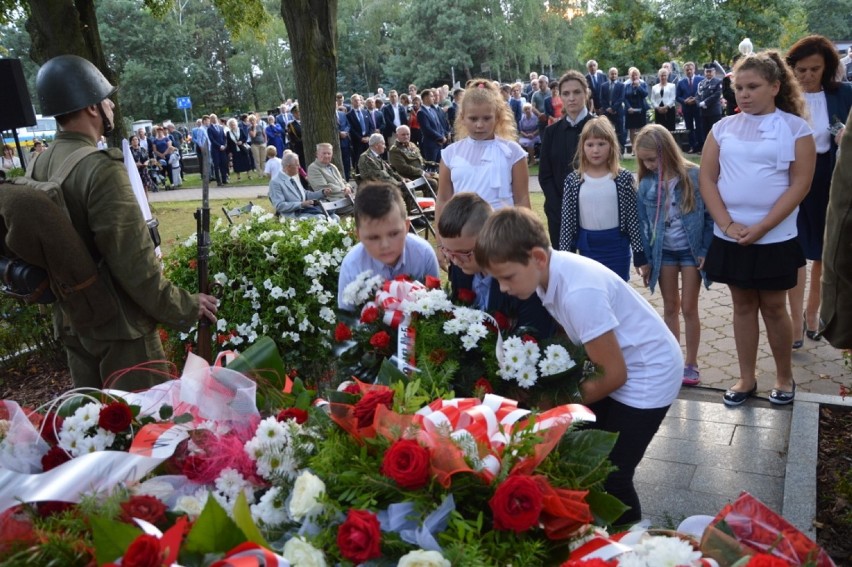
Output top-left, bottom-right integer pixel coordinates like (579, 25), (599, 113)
(418, 89), (446, 162)
(430, 88), (452, 143)
(676, 61), (703, 153)
(337, 104), (353, 180)
(381, 89), (408, 147)
(599, 67), (627, 153)
(540, 70), (594, 246)
(697, 63), (723, 148)
(347, 94), (374, 173)
(207, 112), (229, 185)
(585, 59), (607, 113)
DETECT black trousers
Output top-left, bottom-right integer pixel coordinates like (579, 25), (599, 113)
(585, 396), (670, 525)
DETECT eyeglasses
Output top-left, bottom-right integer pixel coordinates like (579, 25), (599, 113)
(439, 245), (475, 262)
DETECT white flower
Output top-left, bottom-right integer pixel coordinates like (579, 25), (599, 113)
(216, 318), (229, 332)
(263, 278), (274, 291)
(618, 534), (702, 567)
(397, 549), (451, 567)
(215, 468), (250, 500)
(288, 471), (326, 521)
(270, 286), (285, 299)
(282, 536), (327, 567)
(251, 486), (288, 527)
(213, 272), (229, 286)
(253, 417), (287, 444)
(539, 344), (575, 376)
(174, 490), (209, 518)
(319, 307), (336, 324)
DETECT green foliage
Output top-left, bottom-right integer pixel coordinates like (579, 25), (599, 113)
(183, 496), (247, 554)
(801, 0), (852, 40)
(91, 515), (143, 565)
(0, 298), (63, 369)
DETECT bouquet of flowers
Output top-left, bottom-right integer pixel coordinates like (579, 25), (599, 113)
(336, 272), (593, 409)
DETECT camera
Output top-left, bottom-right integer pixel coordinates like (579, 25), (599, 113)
(0, 256), (56, 304)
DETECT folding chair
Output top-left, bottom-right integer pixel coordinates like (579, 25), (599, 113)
(222, 201), (254, 225)
(402, 178), (435, 240)
(319, 195), (355, 220)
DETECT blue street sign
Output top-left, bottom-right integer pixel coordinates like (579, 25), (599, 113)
(176, 97), (192, 109)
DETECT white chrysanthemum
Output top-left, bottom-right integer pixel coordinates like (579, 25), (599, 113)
(618, 534), (702, 567)
(514, 366), (537, 389)
(465, 322), (489, 342)
(251, 486), (289, 527)
(254, 417), (288, 443)
(215, 468), (250, 500)
(443, 318), (463, 335)
(540, 344), (575, 374)
(213, 272), (229, 286)
(461, 335), (479, 351)
(521, 340), (541, 363)
(73, 403), (103, 430)
(58, 428), (84, 456)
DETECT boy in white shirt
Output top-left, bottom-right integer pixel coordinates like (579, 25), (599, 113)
(475, 206), (683, 526)
(264, 146), (281, 179)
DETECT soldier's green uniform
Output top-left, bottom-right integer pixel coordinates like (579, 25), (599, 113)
(33, 132), (198, 389)
(388, 143), (438, 195)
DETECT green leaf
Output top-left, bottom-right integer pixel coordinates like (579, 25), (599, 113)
(159, 404), (174, 420)
(90, 515), (142, 565)
(586, 489), (629, 526)
(182, 495), (246, 554)
(295, 390), (313, 411)
(232, 492), (269, 547)
(173, 412), (194, 424)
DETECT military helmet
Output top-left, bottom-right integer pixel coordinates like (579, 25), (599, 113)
(36, 54), (117, 117)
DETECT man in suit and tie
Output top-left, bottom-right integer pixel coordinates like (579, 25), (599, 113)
(697, 63), (724, 149)
(381, 89), (408, 148)
(599, 67), (627, 153)
(269, 152), (329, 219)
(307, 142), (354, 215)
(676, 62), (703, 153)
(585, 59), (607, 113)
(207, 112), (229, 186)
(337, 102), (353, 181)
(418, 89), (446, 162)
(347, 94), (374, 173)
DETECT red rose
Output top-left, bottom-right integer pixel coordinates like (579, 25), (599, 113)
(747, 555), (790, 567)
(123, 533), (164, 567)
(360, 305), (380, 324)
(41, 445), (71, 472)
(489, 474), (543, 532)
(334, 322), (353, 342)
(40, 412), (63, 444)
(521, 334), (538, 344)
(393, 274), (411, 281)
(181, 454), (207, 482)
(120, 495), (167, 526)
(428, 349), (447, 365)
(343, 382), (361, 395)
(457, 288), (476, 304)
(493, 311), (509, 330)
(276, 408), (308, 424)
(381, 439), (431, 490)
(336, 509), (382, 564)
(98, 402), (133, 433)
(353, 389), (394, 428)
(474, 377), (493, 394)
(424, 275), (441, 289)
(369, 330), (391, 350)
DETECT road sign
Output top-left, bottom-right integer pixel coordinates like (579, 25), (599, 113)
(176, 97), (192, 109)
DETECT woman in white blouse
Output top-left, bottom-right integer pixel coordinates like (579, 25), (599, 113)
(1, 145), (21, 174)
(651, 68), (677, 131)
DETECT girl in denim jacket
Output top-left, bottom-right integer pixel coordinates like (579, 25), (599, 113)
(635, 125), (714, 386)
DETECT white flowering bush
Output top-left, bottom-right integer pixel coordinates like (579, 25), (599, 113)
(163, 208), (354, 373)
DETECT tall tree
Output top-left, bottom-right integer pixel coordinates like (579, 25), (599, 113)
(280, 0), (342, 171)
(801, 0), (852, 41)
(578, 0), (666, 74)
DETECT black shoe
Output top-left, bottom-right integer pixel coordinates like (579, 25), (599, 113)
(769, 382), (796, 405)
(723, 384), (758, 407)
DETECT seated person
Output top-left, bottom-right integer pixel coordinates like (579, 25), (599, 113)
(307, 142), (354, 215)
(474, 207), (683, 527)
(438, 193), (557, 338)
(268, 152), (328, 219)
(388, 125), (438, 195)
(264, 145), (282, 179)
(358, 133), (418, 211)
(338, 181), (440, 311)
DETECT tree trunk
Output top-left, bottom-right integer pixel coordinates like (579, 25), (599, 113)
(25, 0), (127, 145)
(280, 0), (341, 172)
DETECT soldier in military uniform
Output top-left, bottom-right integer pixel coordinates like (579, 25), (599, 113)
(388, 125), (438, 196)
(32, 54), (218, 390)
(358, 133), (418, 211)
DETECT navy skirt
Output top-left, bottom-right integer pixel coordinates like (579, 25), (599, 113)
(797, 151), (832, 260)
(577, 226), (631, 281)
(704, 236), (805, 290)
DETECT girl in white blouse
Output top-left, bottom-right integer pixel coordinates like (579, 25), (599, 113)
(699, 51), (816, 407)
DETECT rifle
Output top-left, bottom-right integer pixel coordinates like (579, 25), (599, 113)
(194, 144), (212, 362)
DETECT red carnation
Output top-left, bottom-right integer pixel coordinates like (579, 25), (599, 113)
(334, 322), (353, 342)
(457, 288), (476, 304)
(98, 402), (133, 433)
(424, 275), (441, 290)
(474, 377), (494, 394)
(353, 389), (394, 428)
(360, 305), (379, 324)
(489, 474), (543, 532)
(120, 495), (167, 526)
(747, 555), (791, 567)
(41, 445), (71, 472)
(369, 330), (391, 351)
(381, 439), (431, 489)
(276, 408), (309, 424)
(493, 311), (509, 330)
(336, 509), (382, 564)
(123, 533), (164, 567)
(343, 382), (362, 395)
(40, 412), (63, 444)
